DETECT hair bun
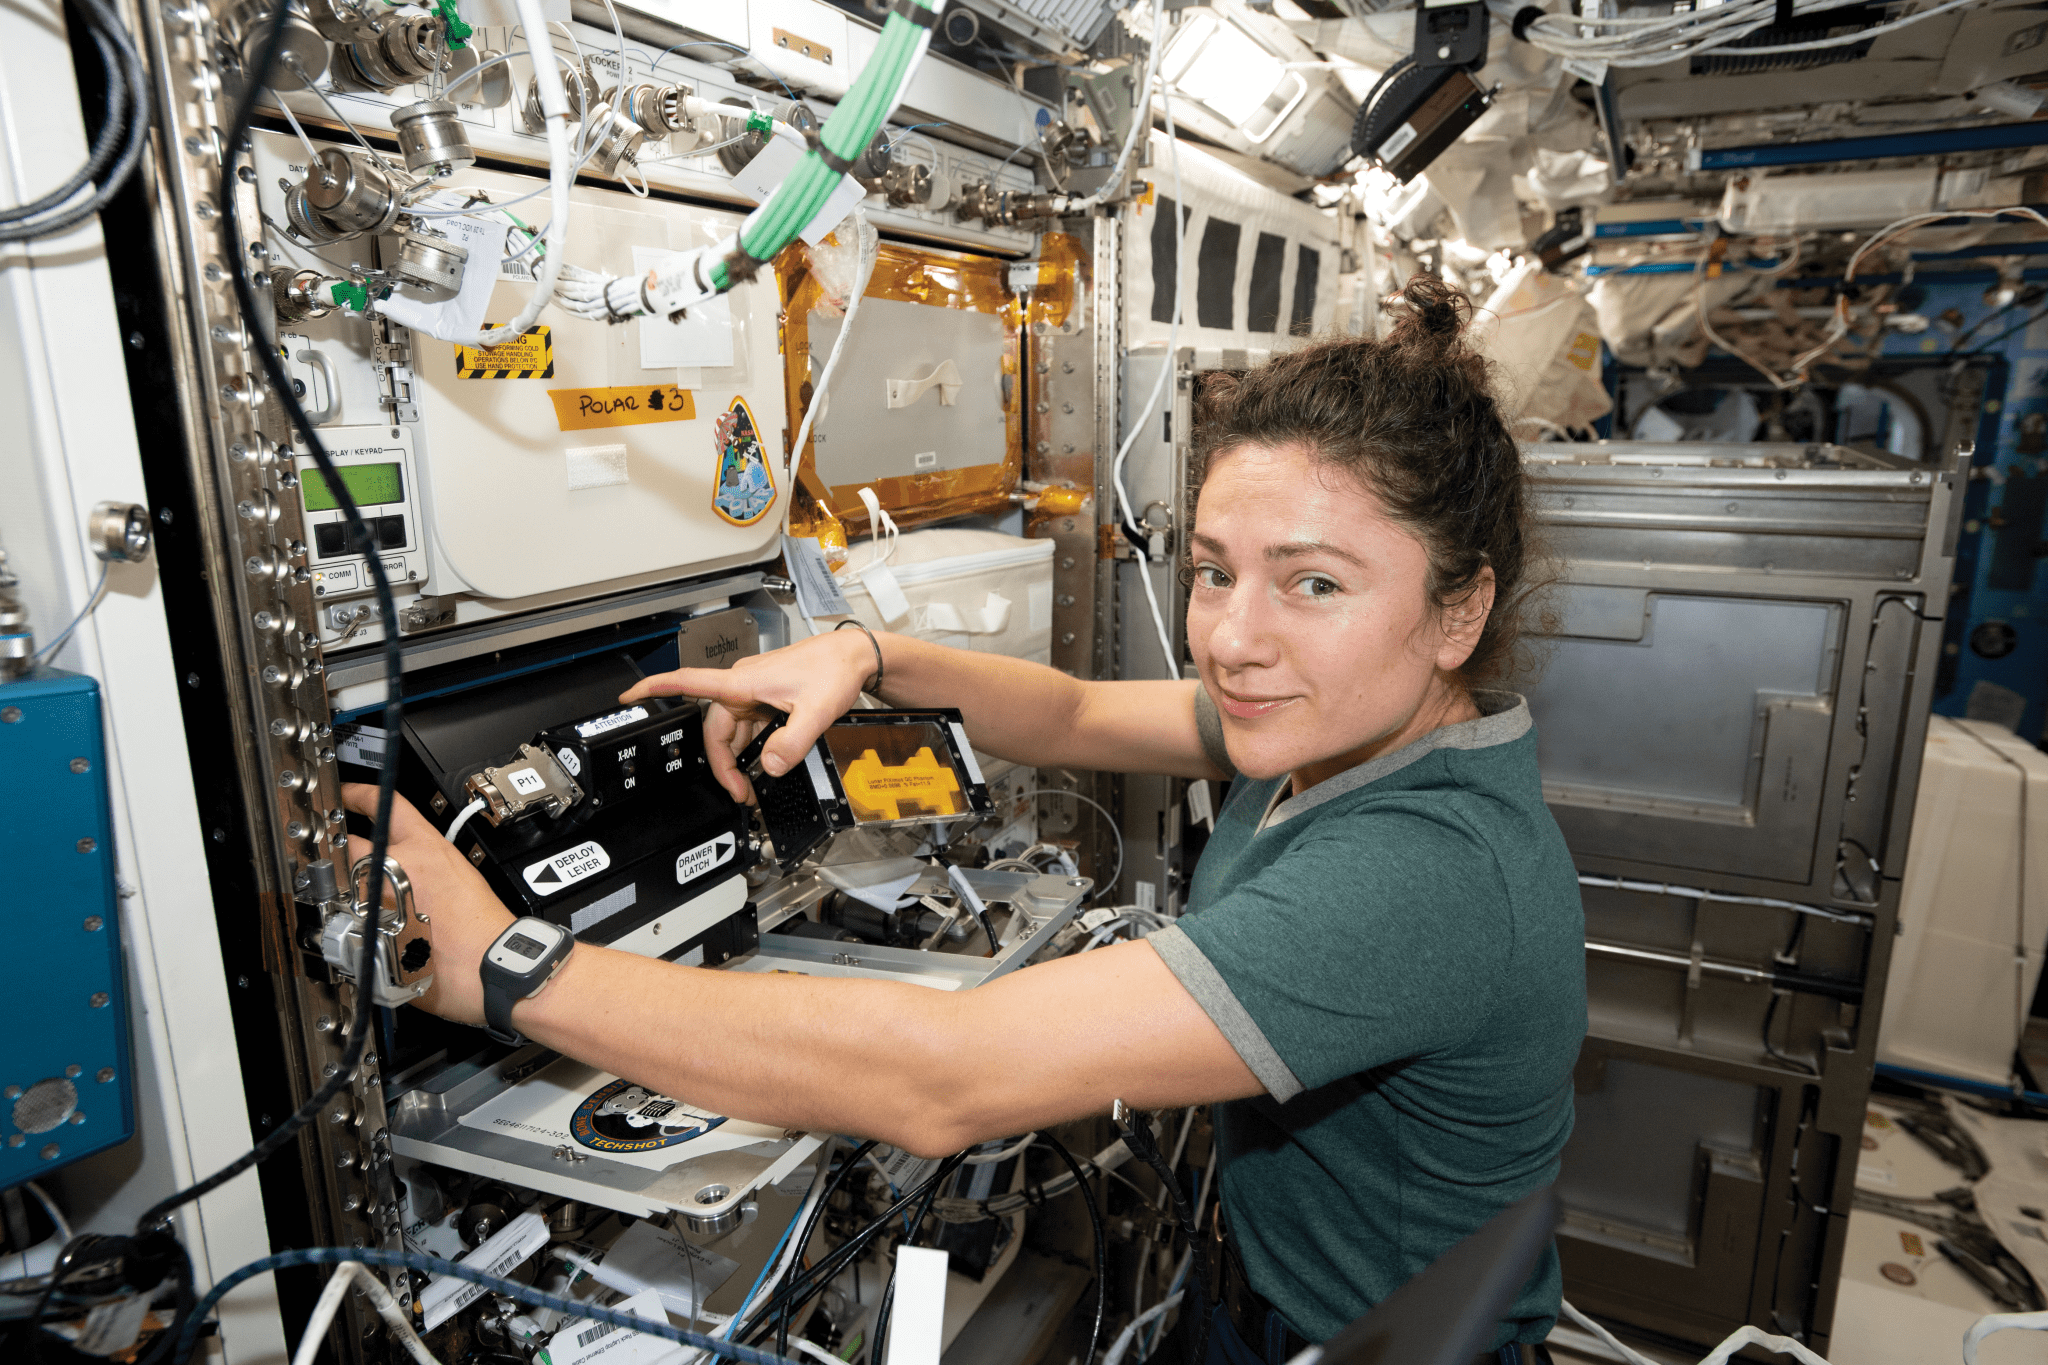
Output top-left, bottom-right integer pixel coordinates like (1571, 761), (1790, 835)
(1390, 275), (1471, 348)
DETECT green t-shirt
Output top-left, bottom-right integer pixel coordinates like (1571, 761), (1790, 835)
(1149, 690), (1586, 1347)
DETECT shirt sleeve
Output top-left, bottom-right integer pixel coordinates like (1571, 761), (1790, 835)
(1193, 685), (1237, 779)
(1150, 804), (1514, 1103)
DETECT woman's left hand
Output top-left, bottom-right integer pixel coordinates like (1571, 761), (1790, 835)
(341, 783), (514, 1027)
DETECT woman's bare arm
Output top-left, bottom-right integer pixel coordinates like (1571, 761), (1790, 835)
(622, 629), (1226, 802)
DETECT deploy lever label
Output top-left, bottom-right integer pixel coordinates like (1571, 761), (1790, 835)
(524, 840), (611, 896)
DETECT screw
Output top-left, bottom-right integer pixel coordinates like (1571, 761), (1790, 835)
(40, 1143), (58, 1160)
(0, 707), (19, 723)
(1062, 632), (1076, 644)
(69, 1113), (84, 1125)
(262, 665), (287, 684)
(186, 672), (200, 688)
(70, 756), (91, 773)
(77, 837), (97, 854)
(271, 719), (294, 736)
(5, 1136), (18, 1148)
(66, 1064), (81, 1078)
(89, 992), (109, 1008)
(83, 916), (102, 932)
(212, 827), (226, 842)
(97, 1068), (114, 1083)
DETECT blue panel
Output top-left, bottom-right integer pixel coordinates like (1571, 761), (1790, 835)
(1698, 121), (2048, 170)
(1, 666), (133, 1187)
(1878, 279), (2048, 742)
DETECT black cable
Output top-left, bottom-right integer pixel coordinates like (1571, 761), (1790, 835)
(777, 1140), (878, 1354)
(1115, 1106), (1208, 1364)
(0, 0), (151, 242)
(173, 1246), (807, 1365)
(2, 0), (127, 223)
(131, 0), (405, 1241)
(1953, 301), (2048, 359)
(867, 1156), (951, 1360)
(1038, 1133), (1105, 1365)
(740, 1154), (968, 1344)
(749, 1155), (968, 1339)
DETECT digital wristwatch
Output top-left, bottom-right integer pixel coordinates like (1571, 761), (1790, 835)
(480, 917), (576, 1045)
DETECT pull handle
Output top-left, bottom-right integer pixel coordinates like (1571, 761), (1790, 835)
(885, 358), (961, 409)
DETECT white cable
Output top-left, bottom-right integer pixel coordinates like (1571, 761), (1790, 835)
(1017, 789), (1123, 897)
(1964, 1309), (2048, 1365)
(460, 0), (574, 348)
(22, 1183), (70, 1244)
(1104, 1287), (1184, 1365)
(293, 1263), (440, 1365)
(789, 1340), (844, 1365)
(1559, 1301), (1655, 1365)
(31, 561), (109, 666)
(1067, 0), (1168, 212)
(783, 211), (874, 486)
(444, 797), (487, 846)
(963, 1133), (1036, 1165)
(1111, 86), (1183, 681)
(1696, 1324), (1830, 1365)
(1499, 0), (1990, 68)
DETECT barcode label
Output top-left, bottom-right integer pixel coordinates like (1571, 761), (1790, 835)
(577, 1321), (619, 1349)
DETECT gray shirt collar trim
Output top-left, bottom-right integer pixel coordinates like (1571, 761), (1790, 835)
(1257, 691), (1532, 831)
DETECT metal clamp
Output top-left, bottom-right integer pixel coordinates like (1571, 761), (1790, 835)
(319, 854), (434, 1005)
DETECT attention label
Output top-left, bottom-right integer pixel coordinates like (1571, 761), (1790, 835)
(675, 832), (738, 885)
(548, 385), (695, 432)
(455, 324), (553, 379)
(575, 705), (648, 739)
(523, 840), (611, 896)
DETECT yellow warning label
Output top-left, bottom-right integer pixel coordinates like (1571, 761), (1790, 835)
(454, 324), (553, 379)
(547, 385), (697, 431)
(839, 747), (966, 822)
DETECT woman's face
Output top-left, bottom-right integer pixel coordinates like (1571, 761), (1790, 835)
(1185, 441), (1491, 790)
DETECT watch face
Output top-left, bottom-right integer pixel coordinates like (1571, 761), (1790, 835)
(503, 932), (549, 959)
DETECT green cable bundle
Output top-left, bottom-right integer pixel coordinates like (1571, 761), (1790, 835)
(710, 0), (937, 292)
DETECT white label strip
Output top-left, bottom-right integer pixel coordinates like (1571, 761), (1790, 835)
(1378, 120), (1419, 162)
(420, 1211), (549, 1330)
(576, 705), (649, 739)
(951, 725), (985, 787)
(507, 767), (545, 796)
(523, 840), (612, 896)
(804, 747), (834, 801)
(883, 1246), (950, 1365)
(675, 831), (739, 885)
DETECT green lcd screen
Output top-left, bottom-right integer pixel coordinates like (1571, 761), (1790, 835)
(302, 462), (403, 512)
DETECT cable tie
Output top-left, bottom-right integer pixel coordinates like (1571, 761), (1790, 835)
(815, 141), (860, 175)
(1511, 5), (1545, 40)
(887, 0), (940, 29)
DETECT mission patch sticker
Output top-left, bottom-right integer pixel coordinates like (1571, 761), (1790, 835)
(711, 398), (775, 526)
(455, 324), (553, 378)
(569, 1078), (726, 1155)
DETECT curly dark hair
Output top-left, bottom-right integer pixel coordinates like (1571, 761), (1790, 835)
(1187, 276), (1543, 686)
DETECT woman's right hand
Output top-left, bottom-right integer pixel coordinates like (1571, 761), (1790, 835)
(620, 627), (880, 803)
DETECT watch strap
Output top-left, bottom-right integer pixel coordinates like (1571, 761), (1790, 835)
(483, 972), (524, 1045)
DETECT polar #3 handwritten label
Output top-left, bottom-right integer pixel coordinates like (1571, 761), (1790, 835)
(547, 385), (697, 432)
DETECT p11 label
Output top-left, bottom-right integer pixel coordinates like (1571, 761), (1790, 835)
(524, 840), (611, 895)
(676, 832), (738, 885)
